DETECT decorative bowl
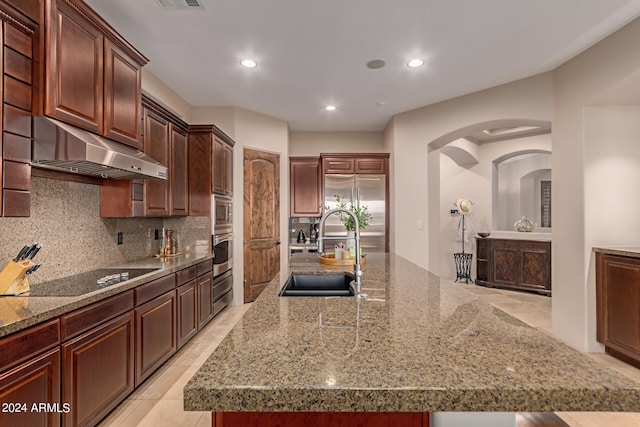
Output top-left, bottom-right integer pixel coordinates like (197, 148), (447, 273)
(477, 232), (491, 238)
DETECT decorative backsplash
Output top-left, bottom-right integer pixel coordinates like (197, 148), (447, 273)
(0, 177), (210, 284)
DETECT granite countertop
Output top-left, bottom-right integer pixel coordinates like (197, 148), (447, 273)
(593, 246), (640, 258)
(0, 252), (213, 338)
(184, 252), (640, 413)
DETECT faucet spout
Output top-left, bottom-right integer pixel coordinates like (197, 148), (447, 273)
(317, 208), (363, 292)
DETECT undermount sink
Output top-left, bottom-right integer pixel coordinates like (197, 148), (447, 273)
(279, 274), (355, 297)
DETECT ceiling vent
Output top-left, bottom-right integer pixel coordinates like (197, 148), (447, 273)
(157, 0), (204, 9)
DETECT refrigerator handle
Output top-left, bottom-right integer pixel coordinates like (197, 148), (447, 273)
(356, 186), (360, 208)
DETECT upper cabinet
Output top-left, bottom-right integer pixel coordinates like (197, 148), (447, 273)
(0, 3), (36, 217)
(42, 0), (147, 149)
(290, 157), (322, 217)
(213, 133), (234, 197)
(100, 96), (189, 218)
(187, 124), (235, 217)
(322, 153), (388, 175)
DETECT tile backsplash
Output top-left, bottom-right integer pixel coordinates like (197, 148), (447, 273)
(0, 177), (210, 284)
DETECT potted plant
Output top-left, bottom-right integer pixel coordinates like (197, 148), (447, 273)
(330, 195), (373, 232)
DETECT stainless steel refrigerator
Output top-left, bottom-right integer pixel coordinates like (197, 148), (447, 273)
(323, 174), (387, 252)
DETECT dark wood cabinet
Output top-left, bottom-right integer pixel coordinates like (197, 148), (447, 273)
(100, 96), (189, 218)
(134, 290), (177, 386)
(62, 311), (135, 427)
(43, 0), (147, 149)
(596, 253), (640, 368)
(213, 134), (234, 196)
(321, 154), (389, 175)
(1, 5), (35, 217)
(187, 125), (214, 216)
(143, 107), (171, 216)
(322, 157), (355, 174)
(475, 238), (551, 295)
(290, 157), (322, 217)
(197, 260), (215, 328)
(177, 264), (199, 349)
(170, 127), (189, 216)
(0, 349), (61, 427)
(104, 39), (143, 149)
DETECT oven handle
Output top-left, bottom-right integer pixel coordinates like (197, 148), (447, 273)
(214, 233), (233, 245)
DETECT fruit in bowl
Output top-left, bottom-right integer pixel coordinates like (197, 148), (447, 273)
(477, 232), (491, 238)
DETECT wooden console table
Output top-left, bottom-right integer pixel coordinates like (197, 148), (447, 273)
(475, 237), (551, 296)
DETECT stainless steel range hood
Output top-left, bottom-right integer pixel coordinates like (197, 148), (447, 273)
(32, 116), (168, 180)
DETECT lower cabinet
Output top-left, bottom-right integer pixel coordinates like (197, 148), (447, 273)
(62, 311), (134, 427)
(177, 279), (199, 349)
(134, 290), (177, 386)
(596, 253), (640, 368)
(475, 238), (551, 295)
(213, 270), (233, 317)
(0, 348), (61, 427)
(198, 272), (214, 328)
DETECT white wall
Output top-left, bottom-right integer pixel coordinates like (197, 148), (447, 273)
(553, 16), (640, 351)
(289, 131), (384, 156)
(387, 73), (554, 272)
(438, 135), (551, 279)
(141, 69), (192, 123)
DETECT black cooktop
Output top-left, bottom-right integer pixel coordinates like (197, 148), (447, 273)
(29, 268), (160, 297)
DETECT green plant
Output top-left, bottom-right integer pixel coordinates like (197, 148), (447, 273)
(327, 194), (373, 231)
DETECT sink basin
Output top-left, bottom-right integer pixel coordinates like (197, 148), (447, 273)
(279, 274), (355, 297)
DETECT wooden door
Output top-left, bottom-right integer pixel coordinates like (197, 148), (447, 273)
(244, 149), (280, 303)
(290, 157), (322, 217)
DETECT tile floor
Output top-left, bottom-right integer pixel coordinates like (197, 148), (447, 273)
(98, 283), (640, 427)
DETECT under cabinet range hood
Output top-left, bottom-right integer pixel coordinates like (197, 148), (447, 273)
(31, 116), (168, 180)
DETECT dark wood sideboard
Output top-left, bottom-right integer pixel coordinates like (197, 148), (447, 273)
(475, 237), (551, 296)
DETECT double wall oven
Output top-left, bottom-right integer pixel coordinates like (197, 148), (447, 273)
(212, 195), (233, 277)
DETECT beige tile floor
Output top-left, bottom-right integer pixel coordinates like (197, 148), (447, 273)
(98, 283), (640, 427)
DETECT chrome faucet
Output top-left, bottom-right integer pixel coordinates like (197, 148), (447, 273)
(317, 208), (363, 292)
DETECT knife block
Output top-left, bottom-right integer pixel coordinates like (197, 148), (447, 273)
(0, 259), (33, 296)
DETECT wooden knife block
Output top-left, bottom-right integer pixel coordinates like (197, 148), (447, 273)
(0, 259), (33, 296)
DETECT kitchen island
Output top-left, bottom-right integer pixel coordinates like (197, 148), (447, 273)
(183, 253), (640, 423)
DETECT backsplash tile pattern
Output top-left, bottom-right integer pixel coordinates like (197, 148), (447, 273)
(0, 177), (210, 284)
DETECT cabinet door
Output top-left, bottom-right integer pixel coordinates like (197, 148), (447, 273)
(134, 290), (177, 386)
(224, 143), (233, 196)
(170, 126), (189, 216)
(187, 129), (212, 216)
(355, 157), (387, 174)
(323, 157), (355, 174)
(62, 311), (134, 427)
(600, 255), (640, 359)
(143, 108), (170, 216)
(198, 273), (214, 328)
(290, 158), (322, 217)
(212, 137), (225, 195)
(0, 349), (61, 427)
(519, 241), (551, 292)
(45, 0), (104, 134)
(104, 38), (142, 149)
(177, 280), (198, 349)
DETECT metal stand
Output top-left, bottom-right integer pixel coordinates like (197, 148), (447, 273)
(454, 214), (472, 283)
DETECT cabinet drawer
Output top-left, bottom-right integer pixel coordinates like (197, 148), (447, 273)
(3, 133), (30, 163)
(62, 291), (134, 341)
(3, 46), (31, 84)
(134, 274), (175, 306)
(176, 265), (198, 287)
(2, 161), (30, 190)
(197, 259), (213, 276)
(4, 75), (31, 110)
(0, 319), (60, 373)
(4, 23), (32, 58)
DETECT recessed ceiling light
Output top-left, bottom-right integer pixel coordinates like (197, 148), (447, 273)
(407, 58), (425, 68)
(325, 105), (337, 111)
(240, 59), (257, 68)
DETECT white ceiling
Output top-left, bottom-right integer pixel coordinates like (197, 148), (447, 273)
(85, 0), (640, 132)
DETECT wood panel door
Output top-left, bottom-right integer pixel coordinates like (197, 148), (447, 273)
(290, 157), (322, 217)
(244, 149), (280, 303)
